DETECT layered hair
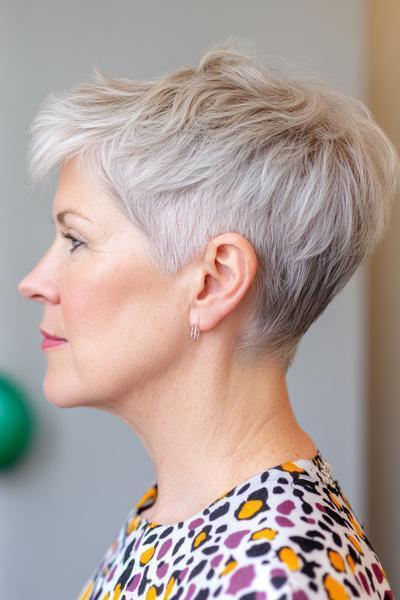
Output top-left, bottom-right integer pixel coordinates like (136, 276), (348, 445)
(27, 44), (400, 371)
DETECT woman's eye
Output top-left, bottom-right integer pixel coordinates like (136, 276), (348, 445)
(62, 232), (84, 253)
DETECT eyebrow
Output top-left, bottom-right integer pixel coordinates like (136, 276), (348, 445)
(51, 210), (92, 225)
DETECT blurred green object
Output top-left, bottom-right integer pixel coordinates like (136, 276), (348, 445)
(0, 372), (35, 469)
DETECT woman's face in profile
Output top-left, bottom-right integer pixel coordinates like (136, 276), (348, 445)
(18, 159), (186, 411)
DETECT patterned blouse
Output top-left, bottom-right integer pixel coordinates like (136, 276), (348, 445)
(77, 449), (393, 599)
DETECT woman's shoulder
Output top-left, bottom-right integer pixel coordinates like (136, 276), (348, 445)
(226, 453), (392, 597)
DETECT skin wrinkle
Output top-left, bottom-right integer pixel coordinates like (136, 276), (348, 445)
(18, 157), (317, 527)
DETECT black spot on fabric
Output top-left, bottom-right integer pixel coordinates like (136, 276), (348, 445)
(365, 565), (376, 593)
(188, 559), (208, 581)
(301, 559), (320, 579)
(144, 533), (159, 544)
(332, 531), (343, 547)
(277, 477), (289, 484)
(193, 588), (209, 599)
(159, 526), (174, 538)
(301, 500), (313, 514)
(272, 486), (285, 494)
(290, 535), (324, 553)
(309, 581), (318, 592)
(317, 520), (333, 533)
(293, 478), (319, 494)
(347, 545), (361, 567)
(215, 523), (228, 533)
(237, 482), (252, 495)
(246, 541), (272, 557)
(118, 561), (134, 589)
(123, 540), (135, 564)
(209, 501), (230, 520)
(324, 505), (348, 527)
(206, 567), (215, 580)
(172, 536), (185, 555)
(343, 578), (361, 597)
(261, 471), (273, 484)
(239, 593), (258, 600)
(203, 545), (220, 555)
(322, 514), (334, 526)
(305, 530), (325, 540)
(270, 572), (288, 589)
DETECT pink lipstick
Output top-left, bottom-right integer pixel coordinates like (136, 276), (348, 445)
(40, 328), (68, 351)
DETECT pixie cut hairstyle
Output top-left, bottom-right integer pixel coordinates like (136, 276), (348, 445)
(27, 46), (400, 371)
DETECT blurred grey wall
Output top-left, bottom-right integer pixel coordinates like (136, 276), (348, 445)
(2, 1), (387, 598)
(367, 0), (400, 593)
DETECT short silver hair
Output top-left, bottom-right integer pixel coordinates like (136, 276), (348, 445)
(27, 45), (400, 372)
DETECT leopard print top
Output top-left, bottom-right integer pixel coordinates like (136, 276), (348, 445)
(77, 449), (393, 599)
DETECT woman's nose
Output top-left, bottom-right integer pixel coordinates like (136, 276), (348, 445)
(18, 254), (59, 304)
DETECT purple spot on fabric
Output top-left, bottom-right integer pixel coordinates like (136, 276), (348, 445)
(157, 538), (172, 559)
(210, 554), (224, 567)
(134, 532), (145, 551)
(277, 500), (295, 515)
(275, 516), (295, 527)
(225, 530), (251, 548)
(359, 571), (370, 593)
(226, 564), (256, 594)
(183, 582), (196, 599)
(255, 592), (267, 599)
(188, 517), (204, 530)
(315, 503), (326, 512)
(126, 573), (141, 591)
(106, 563), (117, 582)
(303, 517), (316, 523)
(179, 566), (189, 582)
(156, 562), (169, 578)
(271, 567), (287, 578)
(372, 563), (384, 583)
(293, 590), (309, 599)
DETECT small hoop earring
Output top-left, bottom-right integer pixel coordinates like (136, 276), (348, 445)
(190, 322), (200, 341)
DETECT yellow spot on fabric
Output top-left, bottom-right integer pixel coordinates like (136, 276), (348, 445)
(238, 499), (263, 519)
(348, 513), (364, 538)
(145, 585), (157, 600)
(112, 583), (122, 600)
(164, 576), (176, 599)
(278, 546), (301, 571)
(79, 581), (94, 600)
(346, 553), (356, 573)
(346, 533), (363, 554)
(252, 527), (277, 541)
(102, 594), (110, 600)
(136, 485), (157, 511)
(127, 515), (142, 534)
(329, 492), (342, 510)
(140, 546), (156, 565)
(280, 461), (305, 473)
(324, 574), (350, 599)
(194, 531), (207, 548)
(328, 549), (346, 572)
(221, 559), (238, 576)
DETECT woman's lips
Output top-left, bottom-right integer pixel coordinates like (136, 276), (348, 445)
(41, 338), (68, 350)
(40, 329), (68, 351)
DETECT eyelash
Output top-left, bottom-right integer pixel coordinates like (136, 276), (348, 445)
(62, 232), (84, 253)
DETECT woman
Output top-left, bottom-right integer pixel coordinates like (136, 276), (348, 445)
(18, 46), (398, 599)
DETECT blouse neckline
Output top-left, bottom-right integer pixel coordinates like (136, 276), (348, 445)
(133, 448), (334, 531)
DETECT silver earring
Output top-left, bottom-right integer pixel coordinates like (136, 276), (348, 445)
(190, 322), (200, 341)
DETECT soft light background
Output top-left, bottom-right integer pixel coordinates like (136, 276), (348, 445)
(1, 1), (398, 598)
